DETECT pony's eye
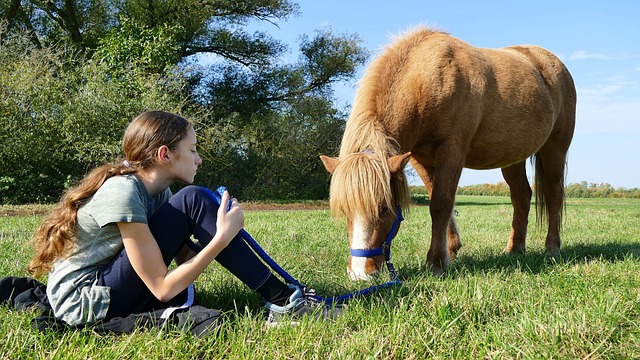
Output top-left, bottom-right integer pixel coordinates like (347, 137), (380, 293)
(380, 206), (389, 214)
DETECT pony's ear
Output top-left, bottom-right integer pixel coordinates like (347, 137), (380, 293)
(388, 152), (412, 174)
(320, 155), (339, 174)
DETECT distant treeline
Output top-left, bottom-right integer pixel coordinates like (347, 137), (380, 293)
(410, 181), (640, 199)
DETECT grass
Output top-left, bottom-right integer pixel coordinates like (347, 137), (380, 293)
(1, 196), (639, 359)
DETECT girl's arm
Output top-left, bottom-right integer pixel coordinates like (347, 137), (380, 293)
(117, 191), (243, 302)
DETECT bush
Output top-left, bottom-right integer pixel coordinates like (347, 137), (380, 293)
(0, 20), (350, 204)
(409, 182), (640, 200)
(0, 24), (191, 203)
(196, 96), (344, 200)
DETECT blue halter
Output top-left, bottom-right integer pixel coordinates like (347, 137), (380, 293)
(347, 149), (403, 277)
(209, 186), (402, 305)
(349, 205), (403, 278)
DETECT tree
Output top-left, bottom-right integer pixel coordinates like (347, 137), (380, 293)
(1, 0), (299, 58)
(0, 23), (191, 203)
(0, 0), (368, 202)
(199, 95), (347, 200)
(195, 28), (366, 199)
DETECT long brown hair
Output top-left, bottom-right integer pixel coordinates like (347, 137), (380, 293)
(28, 111), (192, 277)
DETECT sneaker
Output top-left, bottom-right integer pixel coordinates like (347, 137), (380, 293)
(264, 285), (345, 326)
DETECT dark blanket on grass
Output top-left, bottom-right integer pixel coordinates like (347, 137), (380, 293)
(0, 276), (222, 338)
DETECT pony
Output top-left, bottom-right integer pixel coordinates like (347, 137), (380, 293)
(320, 27), (576, 279)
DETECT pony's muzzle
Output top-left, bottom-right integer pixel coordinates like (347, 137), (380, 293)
(348, 255), (384, 281)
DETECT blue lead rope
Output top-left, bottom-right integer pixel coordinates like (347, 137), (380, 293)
(210, 186), (402, 305)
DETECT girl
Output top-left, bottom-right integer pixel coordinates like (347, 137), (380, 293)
(28, 110), (339, 329)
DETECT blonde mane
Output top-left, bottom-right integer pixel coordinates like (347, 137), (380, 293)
(331, 114), (411, 223)
(326, 31), (445, 222)
(327, 30), (441, 223)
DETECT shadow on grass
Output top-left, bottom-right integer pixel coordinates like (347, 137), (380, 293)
(395, 242), (640, 280)
(192, 241), (640, 316)
(411, 199), (514, 207)
(454, 200), (513, 207)
(411, 194), (511, 207)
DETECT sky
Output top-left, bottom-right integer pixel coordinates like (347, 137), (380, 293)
(251, 1), (640, 188)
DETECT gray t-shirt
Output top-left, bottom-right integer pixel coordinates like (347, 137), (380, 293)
(46, 174), (171, 326)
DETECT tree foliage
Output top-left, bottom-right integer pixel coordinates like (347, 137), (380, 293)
(563, 182), (640, 199)
(0, 23), (192, 203)
(1, 0), (299, 59)
(0, 1), (369, 203)
(198, 96), (347, 200)
(94, 17), (182, 75)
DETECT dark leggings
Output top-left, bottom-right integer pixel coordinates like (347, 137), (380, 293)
(97, 185), (271, 320)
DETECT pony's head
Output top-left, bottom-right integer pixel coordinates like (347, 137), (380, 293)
(321, 151), (411, 280)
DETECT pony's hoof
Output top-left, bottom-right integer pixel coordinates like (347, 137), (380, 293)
(427, 250), (450, 277)
(427, 257), (449, 277)
(545, 247), (562, 259)
(503, 246), (526, 255)
(430, 266), (445, 277)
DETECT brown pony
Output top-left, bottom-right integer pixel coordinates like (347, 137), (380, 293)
(321, 27), (576, 279)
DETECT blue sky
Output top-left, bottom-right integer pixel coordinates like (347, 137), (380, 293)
(254, 1), (640, 188)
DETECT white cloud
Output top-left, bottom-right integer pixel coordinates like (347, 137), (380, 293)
(577, 84), (623, 97)
(575, 94), (640, 136)
(568, 51), (618, 61)
(599, 84), (624, 94)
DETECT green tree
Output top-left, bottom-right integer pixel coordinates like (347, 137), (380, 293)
(0, 24), (191, 203)
(0, 0), (113, 50)
(1, 0), (299, 58)
(1, 1), (368, 202)
(93, 17), (182, 75)
(199, 95), (347, 200)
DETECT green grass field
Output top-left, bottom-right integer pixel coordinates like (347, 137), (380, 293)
(1, 196), (639, 359)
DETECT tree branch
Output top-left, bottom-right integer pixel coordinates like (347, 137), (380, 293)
(42, 0), (84, 50)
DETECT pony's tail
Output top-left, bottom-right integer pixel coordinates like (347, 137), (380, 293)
(533, 152), (567, 227)
(532, 152), (548, 227)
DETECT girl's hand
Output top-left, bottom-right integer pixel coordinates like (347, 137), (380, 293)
(118, 190), (244, 302)
(212, 190), (244, 248)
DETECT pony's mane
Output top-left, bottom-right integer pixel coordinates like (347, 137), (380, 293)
(332, 116), (411, 223)
(349, 27), (447, 138)
(329, 150), (411, 224)
(339, 112), (393, 156)
(329, 28), (447, 223)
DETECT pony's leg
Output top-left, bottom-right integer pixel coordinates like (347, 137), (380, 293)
(501, 161), (532, 254)
(422, 150), (464, 275)
(537, 147), (569, 257)
(409, 158), (462, 258)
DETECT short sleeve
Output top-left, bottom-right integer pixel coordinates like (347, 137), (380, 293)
(89, 176), (148, 227)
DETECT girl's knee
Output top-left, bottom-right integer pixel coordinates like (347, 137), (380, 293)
(171, 185), (218, 208)
(176, 185), (201, 196)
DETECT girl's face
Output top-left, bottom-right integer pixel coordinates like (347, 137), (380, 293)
(167, 127), (202, 184)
